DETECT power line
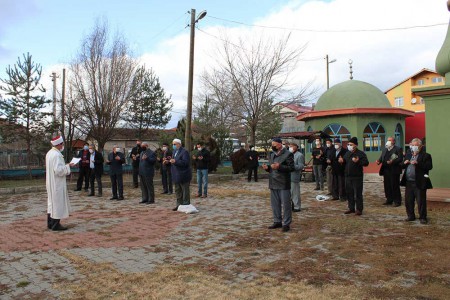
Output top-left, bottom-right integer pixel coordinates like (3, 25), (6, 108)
(207, 15), (447, 33)
(148, 12), (189, 42)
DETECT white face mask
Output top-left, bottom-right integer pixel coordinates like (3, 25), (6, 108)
(197, 147), (202, 151)
(289, 147), (294, 153)
(315, 141), (320, 145)
(115, 148), (121, 152)
(89, 149), (94, 154)
(60, 146), (64, 152)
(386, 141), (392, 148)
(347, 145), (354, 152)
(250, 147), (255, 151)
(410, 145), (419, 153)
(334, 144), (340, 150)
(326, 143), (331, 148)
(162, 146), (167, 151)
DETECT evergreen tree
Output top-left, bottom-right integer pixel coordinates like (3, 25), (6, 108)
(0, 53), (53, 177)
(124, 66), (173, 139)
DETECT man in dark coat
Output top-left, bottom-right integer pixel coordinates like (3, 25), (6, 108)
(341, 137), (369, 215)
(158, 142), (173, 194)
(324, 138), (335, 195)
(138, 142), (157, 204)
(170, 138), (192, 211)
(401, 138), (433, 224)
(87, 144), (104, 197)
(129, 140), (142, 188)
(376, 136), (404, 207)
(331, 139), (348, 201)
(311, 138), (325, 191)
(106, 145), (126, 200)
(262, 138), (295, 232)
(245, 145), (259, 182)
(193, 141), (210, 197)
(75, 142), (91, 191)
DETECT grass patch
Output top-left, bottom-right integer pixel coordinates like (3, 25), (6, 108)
(16, 281), (30, 288)
(0, 178), (45, 189)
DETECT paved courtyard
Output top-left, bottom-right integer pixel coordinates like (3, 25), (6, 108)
(0, 176), (449, 299)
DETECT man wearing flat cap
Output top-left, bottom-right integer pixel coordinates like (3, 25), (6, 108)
(340, 137), (369, 215)
(46, 136), (75, 231)
(262, 137), (295, 232)
(170, 138), (192, 211)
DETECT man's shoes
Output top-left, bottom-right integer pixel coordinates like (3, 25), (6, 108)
(139, 201), (148, 204)
(332, 197), (339, 200)
(146, 201), (155, 205)
(52, 222), (68, 231)
(134, 185), (139, 188)
(327, 193), (332, 196)
(117, 196), (124, 200)
(84, 188), (89, 192)
(393, 203), (401, 207)
(355, 210), (362, 216)
(382, 202), (392, 205)
(74, 188), (81, 191)
(282, 225), (290, 232)
(201, 195), (208, 198)
(293, 208), (301, 212)
(344, 210), (355, 214)
(110, 196), (118, 200)
(314, 187), (320, 191)
(172, 206), (179, 211)
(88, 193), (95, 197)
(195, 194), (202, 197)
(419, 219), (428, 224)
(97, 193), (102, 197)
(168, 192), (173, 195)
(161, 192), (168, 194)
(268, 223), (282, 229)
(405, 217), (416, 222)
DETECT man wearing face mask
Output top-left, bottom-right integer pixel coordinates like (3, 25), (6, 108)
(262, 138), (295, 232)
(324, 138), (335, 195)
(289, 143), (305, 212)
(46, 136), (76, 231)
(376, 136), (404, 207)
(170, 138), (192, 211)
(87, 145), (104, 197)
(340, 137), (369, 215)
(331, 139), (348, 201)
(193, 142), (210, 198)
(245, 145), (259, 182)
(139, 142), (157, 204)
(158, 142), (173, 194)
(129, 140), (142, 188)
(311, 138), (325, 191)
(106, 145), (126, 200)
(74, 142), (91, 192)
(400, 138), (433, 224)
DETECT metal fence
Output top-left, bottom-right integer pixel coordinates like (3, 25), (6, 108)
(0, 153), (44, 169)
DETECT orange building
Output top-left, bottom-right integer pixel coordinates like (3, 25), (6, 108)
(384, 68), (444, 144)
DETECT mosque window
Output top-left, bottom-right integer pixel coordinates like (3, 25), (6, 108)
(323, 123), (351, 144)
(394, 97), (404, 107)
(363, 122), (386, 152)
(394, 123), (403, 148)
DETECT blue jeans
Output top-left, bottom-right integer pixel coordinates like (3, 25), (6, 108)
(197, 169), (208, 196)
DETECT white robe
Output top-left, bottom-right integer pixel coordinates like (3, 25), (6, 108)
(46, 147), (71, 219)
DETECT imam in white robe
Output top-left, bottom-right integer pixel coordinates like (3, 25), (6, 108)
(46, 147), (71, 219)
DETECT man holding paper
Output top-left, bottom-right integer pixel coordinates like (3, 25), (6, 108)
(376, 136), (404, 207)
(46, 136), (75, 231)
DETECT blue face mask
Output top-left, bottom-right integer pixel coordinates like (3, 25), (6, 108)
(84, 146), (88, 150)
(172, 145), (177, 151)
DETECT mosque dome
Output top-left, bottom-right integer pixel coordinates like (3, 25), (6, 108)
(314, 80), (392, 111)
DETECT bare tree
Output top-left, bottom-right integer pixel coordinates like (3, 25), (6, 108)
(70, 20), (136, 151)
(211, 33), (315, 145)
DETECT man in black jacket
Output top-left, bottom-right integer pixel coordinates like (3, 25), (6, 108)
(341, 137), (369, 215)
(139, 142), (157, 204)
(311, 138), (325, 191)
(331, 139), (348, 201)
(158, 142), (173, 194)
(401, 138), (433, 224)
(129, 140), (142, 188)
(376, 136), (404, 207)
(106, 145), (126, 200)
(262, 138), (295, 232)
(324, 138), (335, 195)
(193, 142), (210, 198)
(245, 145), (259, 182)
(75, 142), (91, 191)
(87, 144), (104, 197)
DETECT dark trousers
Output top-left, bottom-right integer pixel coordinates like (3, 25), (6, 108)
(139, 175), (155, 203)
(89, 169), (102, 195)
(175, 182), (190, 206)
(132, 165), (139, 187)
(270, 189), (292, 226)
(77, 166), (91, 190)
(110, 173), (123, 197)
(332, 173), (346, 200)
(247, 166), (258, 182)
(161, 167), (173, 193)
(405, 181), (427, 220)
(383, 172), (402, 205)
(346, 176), (364, 212)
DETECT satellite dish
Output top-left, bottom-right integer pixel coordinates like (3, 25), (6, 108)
(411, 98), (417, 104)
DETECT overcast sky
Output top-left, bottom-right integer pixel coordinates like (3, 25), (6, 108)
(1, 0), (449, 128)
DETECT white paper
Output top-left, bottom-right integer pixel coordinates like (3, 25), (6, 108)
(70, 157), (81, 165)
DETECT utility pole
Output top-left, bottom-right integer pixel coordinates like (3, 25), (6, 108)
(326, 54), (336, 90)
(61, 69), (66, 137)
(185, 8), (196, 154)
(51, 72), (57, 125)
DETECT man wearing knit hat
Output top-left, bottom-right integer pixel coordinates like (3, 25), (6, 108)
(340, 137), (369, 215)
(46, 136), (75, 231)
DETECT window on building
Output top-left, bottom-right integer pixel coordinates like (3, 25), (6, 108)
(432, 77), (443, 83)
(363, 122), (386, 152)
(394, 97), (404, 107)
(394, 123), (403, 148)
(323, 123), (351, 145)
(416, 79), (425, 86)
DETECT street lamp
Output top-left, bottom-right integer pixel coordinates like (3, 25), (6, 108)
(185, 8), (207, 153)
(325, 54), (336, 90)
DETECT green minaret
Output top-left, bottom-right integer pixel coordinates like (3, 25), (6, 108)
(435, 0), (450, 82)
